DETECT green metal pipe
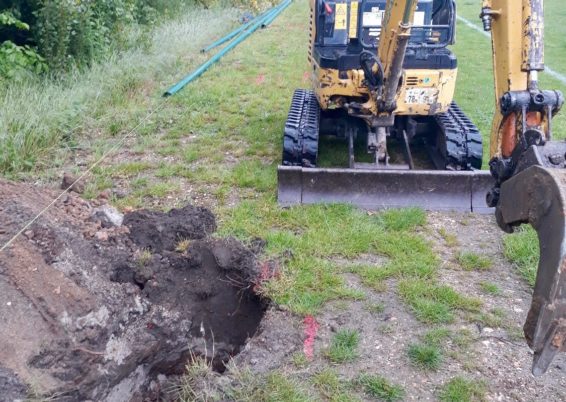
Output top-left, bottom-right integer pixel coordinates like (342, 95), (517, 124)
(261, 0), (292, 28)
(202, 6), (278, 53)
(164, 0), (292, 97)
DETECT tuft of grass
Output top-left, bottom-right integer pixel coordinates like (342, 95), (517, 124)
(407, 343), (442, 371)
(357, 374), (405, 402)
(457, 252), (492, 271)
(378, 208), (426, 231)
(325, 329), (360, 363)
(452, 328), (475, 348)
(184, 148), (200, 163)
(479, 281), (500, 295)
(502, 226), (538, 287)
(439, 377), (487, 402)
(469, 308), (506, 328)
(365, 302), (385, 314)
(423, 327), (451, 346)
(176, 355), (217, 402)
(291, 352), (309, 369)
(175, 238), (191, 253)
(134, 181), (179, 198)
(312, 370), (358, 402)
(438, 227), (459, 247)
(226, 370), (313, 402)
(136, 249), (152, 266)
(398, 279), (482, 324)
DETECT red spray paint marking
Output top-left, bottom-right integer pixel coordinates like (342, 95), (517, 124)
(253, 261), (279, 292)
(302, 71), (310, 83)
(255, 74), (266, 85)
(303, 315), (319, 359)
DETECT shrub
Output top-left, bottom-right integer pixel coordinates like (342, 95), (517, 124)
(0, 11), (47, 79)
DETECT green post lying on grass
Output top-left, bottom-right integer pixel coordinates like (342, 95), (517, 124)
(201, 6), (277, 53)
(261, 0), (292, 28)
(164, 0), (292, 97)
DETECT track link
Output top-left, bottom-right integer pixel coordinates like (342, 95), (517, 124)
(434, 101), (483, 170)
(282, 89), (320, 167)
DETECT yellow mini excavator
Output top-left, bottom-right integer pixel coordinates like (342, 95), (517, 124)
(278, 0), (565, 375)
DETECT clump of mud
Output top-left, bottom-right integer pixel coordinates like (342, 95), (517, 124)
(0, 179), (266, 401)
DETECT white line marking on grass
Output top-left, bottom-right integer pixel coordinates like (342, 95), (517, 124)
(457, 15), (566, 86)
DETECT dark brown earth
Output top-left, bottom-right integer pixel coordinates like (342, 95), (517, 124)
(0, 179), (265, 401)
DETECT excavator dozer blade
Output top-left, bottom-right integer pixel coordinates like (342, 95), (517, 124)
(496, 165), (566, 376)
(278, 166), (494, 212)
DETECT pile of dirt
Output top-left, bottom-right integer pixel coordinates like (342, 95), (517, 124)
(0, 179), (266, 401)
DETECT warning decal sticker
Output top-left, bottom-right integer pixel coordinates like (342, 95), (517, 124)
(335, 3), (347, 30)
(349, 1), (359, 38)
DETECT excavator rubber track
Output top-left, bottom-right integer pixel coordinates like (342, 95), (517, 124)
(279, 89), (494, 212)
(282, 89), (319, 167)
(434, 101), (483, 170)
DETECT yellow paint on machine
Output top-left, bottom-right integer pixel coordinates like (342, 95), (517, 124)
(349, 1), (359, 38)
(335, 3), (347, 30)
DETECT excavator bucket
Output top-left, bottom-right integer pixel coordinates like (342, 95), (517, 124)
(278, 166), (494, 213)
(496, 164), (566, 375)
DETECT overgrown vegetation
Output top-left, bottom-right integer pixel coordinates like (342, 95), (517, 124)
(0, 0), (194, 74)
(0, 0), (271, 174)
(1, 0), (272, 78)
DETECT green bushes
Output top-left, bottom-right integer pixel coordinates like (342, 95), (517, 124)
(0, 11), (47, 79)
(0, 0), (272, 74)
(35, 0), (192, 70)
(0, 0), (190, 73)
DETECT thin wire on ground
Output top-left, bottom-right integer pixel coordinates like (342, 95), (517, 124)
(0, 98), (170, 253)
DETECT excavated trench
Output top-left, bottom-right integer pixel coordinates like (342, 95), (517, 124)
(0, 180), (267, 401)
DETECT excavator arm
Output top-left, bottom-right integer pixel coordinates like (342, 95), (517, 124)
(481, 0), (566, 375)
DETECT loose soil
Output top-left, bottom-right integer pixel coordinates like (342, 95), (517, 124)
(0, 179), (265, 401)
